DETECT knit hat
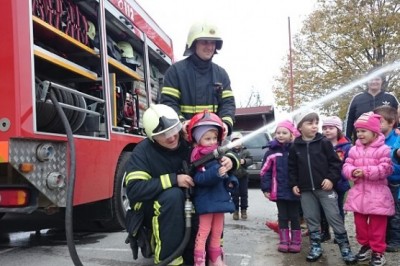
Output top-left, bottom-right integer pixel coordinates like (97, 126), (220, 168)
(276, 120), (300, 137)
(354, 112), (382, 134)
(322, 116), (343, 131)
(192, 125), (218, 143)
(293, 109), (318, 129)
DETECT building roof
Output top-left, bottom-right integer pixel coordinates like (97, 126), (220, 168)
(235, 105), (273, 116)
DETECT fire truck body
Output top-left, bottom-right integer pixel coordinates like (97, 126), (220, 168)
(0, 0), (173, 230)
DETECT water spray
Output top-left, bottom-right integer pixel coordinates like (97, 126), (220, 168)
(226, 61), (400, 150)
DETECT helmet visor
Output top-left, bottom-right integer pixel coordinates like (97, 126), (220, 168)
(153, 123), (182, 141)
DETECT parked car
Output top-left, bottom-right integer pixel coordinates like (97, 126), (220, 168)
(231, 131), (272, 182)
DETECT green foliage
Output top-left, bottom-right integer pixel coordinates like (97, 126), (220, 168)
(273, 0), (400, 119)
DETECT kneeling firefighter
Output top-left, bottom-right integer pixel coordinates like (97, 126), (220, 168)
(124, 104), (195, 265)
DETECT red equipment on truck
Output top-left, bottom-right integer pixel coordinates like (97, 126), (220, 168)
(0, 0), (174, 236)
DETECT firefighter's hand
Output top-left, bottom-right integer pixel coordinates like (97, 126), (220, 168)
(222, 123), (228, 140)
(181, 120), (189, 141)
(220, 156), (233, 171)
(292, 186), (301, 196)
(177, 174), (194, 188)
(321, 179), (333, 190)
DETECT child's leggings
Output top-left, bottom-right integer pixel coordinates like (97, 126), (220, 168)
(195, 213), (224, 251)
(354, 212), (388, 253)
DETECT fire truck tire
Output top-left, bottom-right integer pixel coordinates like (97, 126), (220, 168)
(99, 151), (131, 231)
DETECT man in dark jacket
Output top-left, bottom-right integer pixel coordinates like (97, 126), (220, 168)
(345, 74), (399, 141)
(160, 21), (235, 139)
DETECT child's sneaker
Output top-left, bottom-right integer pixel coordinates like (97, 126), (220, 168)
(369, 252), (386, 266)
(356, 245), (371, 261)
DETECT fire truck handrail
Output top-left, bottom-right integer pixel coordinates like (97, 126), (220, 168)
(42, 80), (105, 103)
(58, 102), (101, 116)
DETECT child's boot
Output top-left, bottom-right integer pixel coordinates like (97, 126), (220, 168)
(278, 229), (290, 252)
(233, 211), (239, 220)
(288, 229), (302, 253)
(334, 232), (357, 265)
(306, 231), (323, 262)
(207, 247), (226, 266)
(194, 250), (206, 266)
(241, 209), (247, 220)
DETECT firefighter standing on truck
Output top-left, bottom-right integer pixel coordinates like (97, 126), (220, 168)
(160, 21), (236, 139)
(125, 104), (194, 265)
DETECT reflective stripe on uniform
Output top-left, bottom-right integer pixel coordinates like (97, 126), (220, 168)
(226, 151), (240, 170)
(160, 174), (172, 189)
(125, 171), (151, 185)
(161, 87), (180, 99)
(180, 105), (217, 114)
(153, 201), (162, 263)
(222, 90), (234, 98)
(222, 116), (233, 126)
(133, 202), (142, 211)
(152, 201), (184, 265)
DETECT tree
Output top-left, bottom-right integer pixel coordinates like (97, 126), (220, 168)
(273, 0), (400, 118)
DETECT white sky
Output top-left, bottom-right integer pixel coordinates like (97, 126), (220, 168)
(136, 0), (317, 108)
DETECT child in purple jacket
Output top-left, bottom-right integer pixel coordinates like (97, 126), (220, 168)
(260, 120), (301, 253)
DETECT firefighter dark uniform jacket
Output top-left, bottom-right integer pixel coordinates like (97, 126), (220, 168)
(160, 54), (236, 133)
(288, 133), (342, 192)
(124, 137), (191, 264)
(345, 90), (399, 139)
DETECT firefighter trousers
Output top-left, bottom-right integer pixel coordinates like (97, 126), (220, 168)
(143, 187), (185, 264)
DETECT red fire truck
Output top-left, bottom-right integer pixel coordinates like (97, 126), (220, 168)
(0, 0), (173, 231)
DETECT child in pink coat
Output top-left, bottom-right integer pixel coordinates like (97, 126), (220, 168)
(343, 112), (395, 266)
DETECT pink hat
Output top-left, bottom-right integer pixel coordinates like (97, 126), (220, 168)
(276, 120), (300, 137)
(354, 112), (381, 134)
(192, 125), (218, 143)
(322, 116), (343, 131)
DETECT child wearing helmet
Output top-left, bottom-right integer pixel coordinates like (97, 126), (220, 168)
(188, 110), (238, 266)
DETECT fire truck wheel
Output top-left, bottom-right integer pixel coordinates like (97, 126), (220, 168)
(98, 151), (131, 231)
(0, 213), (4, 220)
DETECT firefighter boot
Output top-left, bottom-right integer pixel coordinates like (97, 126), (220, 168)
(306, 231), (323, 262)
(194, 250), (206, 266)
(233, 211), (239, 220)
(278, 229), (290, 252)
(288, 230), (302, 253)
(208, 247), (227, 266)
(334, 232), (357, 265)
